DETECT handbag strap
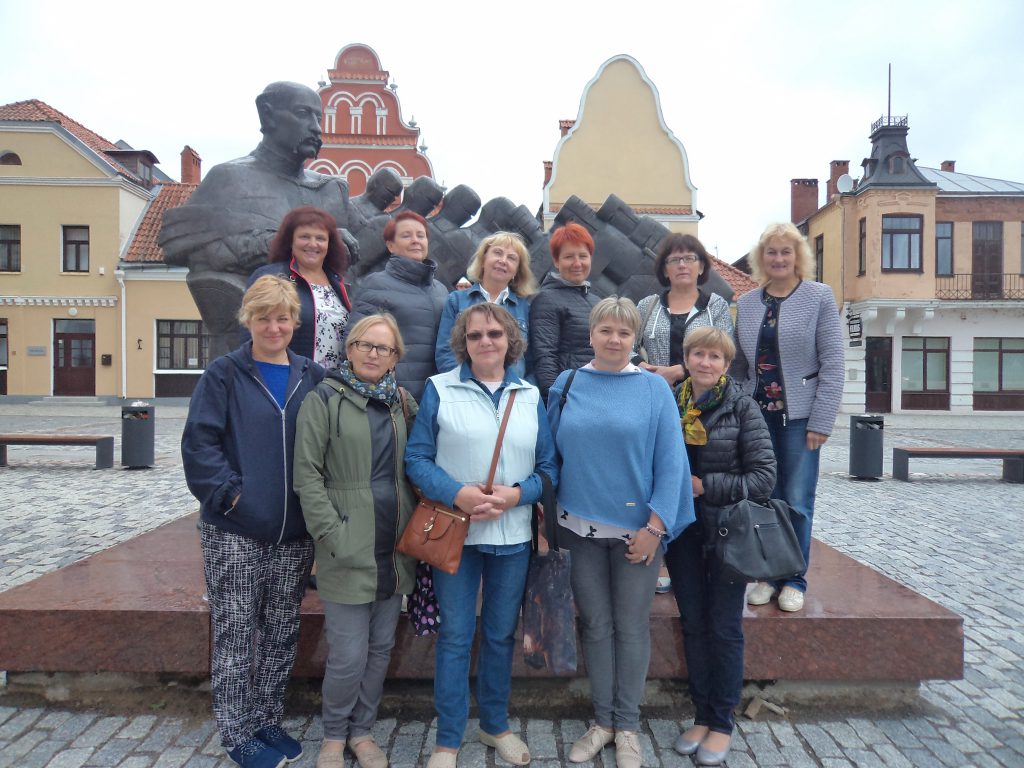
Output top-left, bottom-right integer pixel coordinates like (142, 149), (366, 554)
(482, 389), (517, 494)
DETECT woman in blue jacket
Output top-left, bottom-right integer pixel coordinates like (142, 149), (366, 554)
(406, 304), (557, 768)
(434, 231), (537, 379)
(182, 275), (325, 768)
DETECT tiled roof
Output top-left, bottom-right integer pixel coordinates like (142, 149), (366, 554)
(710, 255), (758, 298)
(0, 98), (141, 182)
(123, 183), (197, 263)
(321, 134), (418, 146)
(919, 166), (1024, 195)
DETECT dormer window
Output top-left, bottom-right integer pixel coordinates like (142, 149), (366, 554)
(889, 156), (905, 174)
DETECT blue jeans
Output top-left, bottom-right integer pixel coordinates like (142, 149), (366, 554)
(763, 414), (820, 592)
(665, 521), (746, 734)
(432, 544), (531, 749)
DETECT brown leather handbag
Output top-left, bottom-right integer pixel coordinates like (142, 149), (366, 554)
(398, 390), (518, 575)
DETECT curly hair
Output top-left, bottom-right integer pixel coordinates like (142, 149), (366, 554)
(449, 304), (526, 369)
(268, 207), (349, 276)
(748, 222), (815, 285)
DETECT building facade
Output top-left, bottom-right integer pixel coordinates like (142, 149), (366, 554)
(797, 117), (1024, 413)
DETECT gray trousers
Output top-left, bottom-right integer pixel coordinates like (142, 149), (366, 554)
(562, 527), (662, 732)
(200, 522), (314, 750)
(321, 595), (403, 741)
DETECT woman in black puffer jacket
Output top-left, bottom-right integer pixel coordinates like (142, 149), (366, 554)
(665, 326), (775, 767)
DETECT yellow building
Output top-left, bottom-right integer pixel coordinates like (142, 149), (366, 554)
(543, 55), (699, 234)
(797, 116), (1024, 413)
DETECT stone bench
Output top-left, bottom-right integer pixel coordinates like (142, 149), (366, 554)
(0, 434), (115, 469)
(892, 446), (1024, 483)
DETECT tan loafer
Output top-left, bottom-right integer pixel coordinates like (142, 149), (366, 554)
(568, 725), (614, 762)
(479, 731), (530, 765)
(614, 730), (642, 768)
(426, 750), (458, 768)
(348, 735), (388, 768)
(316, 742), (346, 768)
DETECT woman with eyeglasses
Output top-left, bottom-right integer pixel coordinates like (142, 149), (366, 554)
(294, 313), (418, 768)
(406, 304), (558, 768)
(634, 234), (733, 389)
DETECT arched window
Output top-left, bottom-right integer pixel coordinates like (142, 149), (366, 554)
(0, 152), (23, 166)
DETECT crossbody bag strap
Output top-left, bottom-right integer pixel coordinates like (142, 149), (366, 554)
(482, 389), (518, 493)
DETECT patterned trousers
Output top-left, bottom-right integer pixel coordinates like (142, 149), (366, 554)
(200, 522), (314, 750)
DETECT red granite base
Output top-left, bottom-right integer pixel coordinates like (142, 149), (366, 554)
(0, 514), (963, 682)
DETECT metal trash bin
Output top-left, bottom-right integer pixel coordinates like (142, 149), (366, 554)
(849, 414), (883, 479)
(121, 402), (155, 468)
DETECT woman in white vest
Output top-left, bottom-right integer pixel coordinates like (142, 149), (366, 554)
(406, 304), (558, 768)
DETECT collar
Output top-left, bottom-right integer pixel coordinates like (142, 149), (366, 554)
(582, 361), (642, 373)
(473, 283), (514, 305)
(458, 361), (523, 387)
(386, 254), (438, 285)
(252, 141), (306, 177)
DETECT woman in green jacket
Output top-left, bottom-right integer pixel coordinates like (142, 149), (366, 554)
(294, 313), (417, 768)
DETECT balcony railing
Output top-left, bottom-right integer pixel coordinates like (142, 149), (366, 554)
(935, 273), (1024, 300)
(871, 115), (909, 132)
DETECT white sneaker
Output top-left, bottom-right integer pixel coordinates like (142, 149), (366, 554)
(747, 582), (777, 606)
(778, 586), (805, 612)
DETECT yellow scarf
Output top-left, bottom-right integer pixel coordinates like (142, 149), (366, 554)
(678, 376), (727, 446)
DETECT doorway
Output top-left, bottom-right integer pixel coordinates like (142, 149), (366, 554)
(865, 336), (892, 413)
(53, 318), (96, 396)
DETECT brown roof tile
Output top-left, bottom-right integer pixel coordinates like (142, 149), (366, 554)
(124, 183), (197, 263)
(710, 255), (758, 298)
(0, 98), (140, 182)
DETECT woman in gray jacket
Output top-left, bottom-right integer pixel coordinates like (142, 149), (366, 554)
(731, 222), (843, 613)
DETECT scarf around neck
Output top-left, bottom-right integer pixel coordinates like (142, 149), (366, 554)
(678, 375), (727, 445)
(337, 360), (398, 405)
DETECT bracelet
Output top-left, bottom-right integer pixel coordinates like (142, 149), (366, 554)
(645, 523), (667, 539)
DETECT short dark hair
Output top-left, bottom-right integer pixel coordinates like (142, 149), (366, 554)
(450, 304), (526, 369)
(268, 207), (349, 276)
(654, 233), (711, 287)
(382, 210), (429, 243)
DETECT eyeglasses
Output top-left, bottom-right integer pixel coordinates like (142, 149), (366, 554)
(666, 255), (701, 266)
(350, 340), (397, 357)
(465, 330), (505, 342)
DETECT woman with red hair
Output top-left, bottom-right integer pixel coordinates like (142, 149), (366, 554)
(528, 221), (600, 398)
(246, 206), (352, 369)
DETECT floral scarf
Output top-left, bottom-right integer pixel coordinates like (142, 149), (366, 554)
(337, 360), (398, 405)
(677, 375), (728, 446)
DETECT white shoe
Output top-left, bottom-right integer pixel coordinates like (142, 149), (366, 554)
(778, 586), (805, 612)
(568, 725), (614, 762)
(747, 582), (777, 606)
(614, 731), (642, 768)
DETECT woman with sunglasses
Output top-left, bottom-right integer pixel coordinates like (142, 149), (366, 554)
(294, 313), (417, 768)
(406, 304), (558, 768)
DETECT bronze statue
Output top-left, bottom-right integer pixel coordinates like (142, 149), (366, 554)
(159, 81), (353, 359)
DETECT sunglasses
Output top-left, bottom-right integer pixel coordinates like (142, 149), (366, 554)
(465, 330), (505, 342)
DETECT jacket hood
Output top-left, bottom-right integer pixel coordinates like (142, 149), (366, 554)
(540, 270), (591, 292)
(386, 254), (439, 286)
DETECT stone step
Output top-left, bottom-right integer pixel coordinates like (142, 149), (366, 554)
(0, 513), (963, 683)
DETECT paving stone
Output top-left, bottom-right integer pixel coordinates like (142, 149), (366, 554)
(796, 722), (844, 758)
(152, 748), (196, 768)
(73, 715), (127, 748)
(117, 715), (157, 740)
(43, 750), (94, 768)
(51, 713), (97, 741)
(115, 758), (154, 768)
(85, 738), (135, 766)
(137, 720), (184, 752)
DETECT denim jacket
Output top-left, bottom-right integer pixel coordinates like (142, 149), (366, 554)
(434, 284), (531, 379)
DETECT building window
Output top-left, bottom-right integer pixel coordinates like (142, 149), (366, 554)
(814, 235), (824, 282)
(881, 215), (922, 271)
(936, 222), (953, 276)
(62, 226), (89, 272)
(902, 337), (948, 392)
(0, 152), (22, 165)
(157, 320), (210, 370)
(0, 318), (7, 366)
(974, 338), (1024, 392)
(858, 218), (866, 276)
(0, 225), (19, 272)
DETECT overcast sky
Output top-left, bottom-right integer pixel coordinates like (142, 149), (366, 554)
(4, 0), (1023, 263)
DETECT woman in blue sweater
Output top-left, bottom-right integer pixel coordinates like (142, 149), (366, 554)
(547, 296), (693, 768)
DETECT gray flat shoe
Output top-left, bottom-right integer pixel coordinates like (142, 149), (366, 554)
(696, 737), (732, 766)
(673, 732), (701, 756)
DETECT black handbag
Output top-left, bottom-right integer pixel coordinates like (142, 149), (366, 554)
(710, 479), (806, 584)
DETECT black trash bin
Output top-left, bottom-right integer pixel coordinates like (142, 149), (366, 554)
(121, 403), (155, 468)
(849, 414), (883, 479)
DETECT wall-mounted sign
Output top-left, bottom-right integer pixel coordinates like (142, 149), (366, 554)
(27, 346), (46, 356)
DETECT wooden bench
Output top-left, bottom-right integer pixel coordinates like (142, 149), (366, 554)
(892, 447), (1024, 483)
(0, 434), (115, 469)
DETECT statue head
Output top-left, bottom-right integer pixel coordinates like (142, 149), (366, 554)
(363, 168), (403, 211)
(437, 185), (481, 227)
(256, 82), (323, 162)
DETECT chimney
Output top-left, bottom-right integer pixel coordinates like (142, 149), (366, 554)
(790, 179), (819, 224)
(542, 160), (553, 188)
(941, 160), (956, 172)
(180, 145), (202, 184)
(558, 119), (575, 137)
(826, 160), (850, 199)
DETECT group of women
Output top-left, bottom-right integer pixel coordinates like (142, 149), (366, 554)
(181, 205), (843, 768)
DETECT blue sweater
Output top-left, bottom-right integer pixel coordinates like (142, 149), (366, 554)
(547, 367), (694, 540)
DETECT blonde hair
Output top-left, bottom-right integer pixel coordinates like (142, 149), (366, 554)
(346, 313), (405, 361)
(683, 326), (736, 366)
(466, 231), (538, 297)
(238, 275), (301, 327)
(748, 222), (815, 285)
(589, 296), (641, 336)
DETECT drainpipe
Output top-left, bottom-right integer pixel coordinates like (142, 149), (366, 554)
(114, 269), (126, 399)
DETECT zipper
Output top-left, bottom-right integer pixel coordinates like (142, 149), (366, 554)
(389, 406), (401, 594)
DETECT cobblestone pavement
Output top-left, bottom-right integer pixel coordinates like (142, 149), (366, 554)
(1, 403), (1022, 766)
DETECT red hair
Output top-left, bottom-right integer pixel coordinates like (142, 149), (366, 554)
(382, 210), (429, 243)
(268, 207), (349, 276)
(549, 221), (594, 260)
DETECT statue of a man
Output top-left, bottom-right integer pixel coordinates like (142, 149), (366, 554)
(160, 81), (353, 359)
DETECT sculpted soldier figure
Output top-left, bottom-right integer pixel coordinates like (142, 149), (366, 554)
(160, 81), (353, 359)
